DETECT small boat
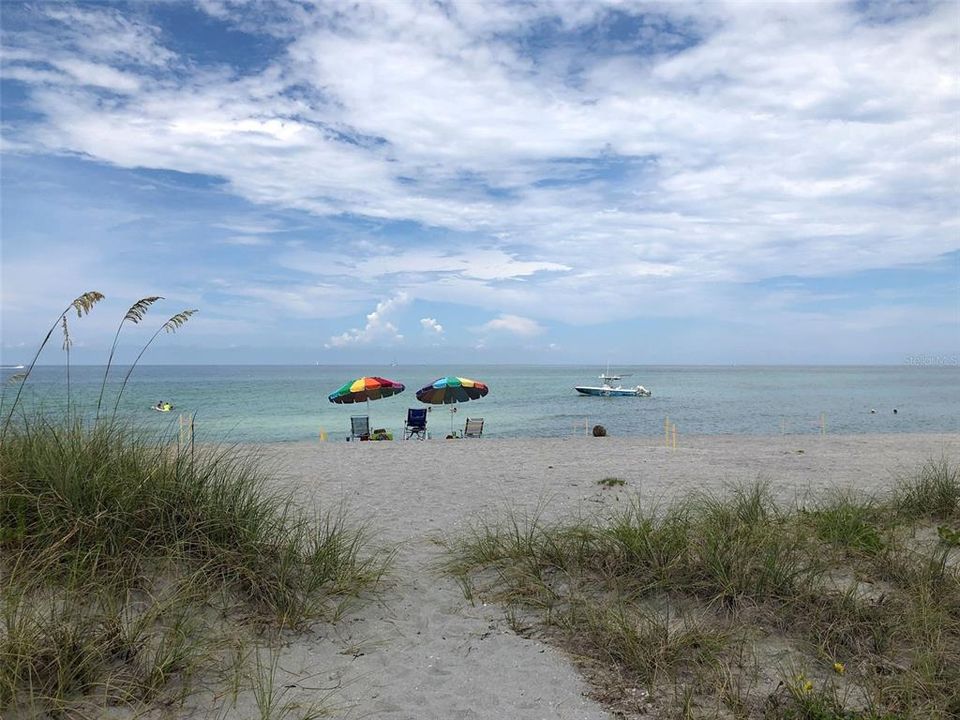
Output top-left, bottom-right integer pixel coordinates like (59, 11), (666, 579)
(575, 371), (652, 397)
(152, 401), (174, 412)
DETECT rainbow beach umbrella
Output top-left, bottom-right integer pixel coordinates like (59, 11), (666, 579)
(416, 376), (489, 434)
(328, 376), (405, 404)
(415, 376), (489, 405)
(328, 377), (406, 438)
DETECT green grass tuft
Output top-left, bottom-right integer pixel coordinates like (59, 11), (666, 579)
(802, 490), (887, 555)
(0, 415), (386, 717)
(449, 464), (960, 719)
(894, 457), (959, 519)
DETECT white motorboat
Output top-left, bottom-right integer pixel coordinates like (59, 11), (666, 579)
(575, 372), (651, 397)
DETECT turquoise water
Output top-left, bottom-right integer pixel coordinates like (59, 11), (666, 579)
(2, 365), (958, 443)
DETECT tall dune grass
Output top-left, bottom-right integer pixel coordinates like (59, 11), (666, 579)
(0, 415), (386, 717)
(1, 294), (386, 717)
(448, 460), (960, 719)
(1, 416), (382, 619)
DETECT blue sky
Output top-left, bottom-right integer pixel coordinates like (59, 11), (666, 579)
(1, 0), (957, 365)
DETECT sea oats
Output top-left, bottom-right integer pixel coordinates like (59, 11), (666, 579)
(70, 291), (105, 317)
(97, 296), (165, 420)
(162, 309), (198, 333)
(124, 296), (164, 324)
(2, 291), (103, 440)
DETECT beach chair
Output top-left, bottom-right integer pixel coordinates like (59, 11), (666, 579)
(350, 415), (370, 441)
(463, 417), (484, 438)
(404, 408), (427, 440)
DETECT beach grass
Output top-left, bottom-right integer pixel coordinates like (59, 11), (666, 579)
(447, 458), (960, 719)
(0, 415), (387, 718)
(894, 456), (960, 519)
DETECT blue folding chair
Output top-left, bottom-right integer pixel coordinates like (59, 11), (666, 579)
(404, 408), (428, 440)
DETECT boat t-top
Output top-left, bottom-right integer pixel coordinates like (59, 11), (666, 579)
(575, 371), (652, 397)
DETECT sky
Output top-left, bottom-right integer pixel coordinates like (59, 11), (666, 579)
(1, 0), (957, 366)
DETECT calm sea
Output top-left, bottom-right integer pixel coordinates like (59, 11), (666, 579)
(2, 365), (958, 443)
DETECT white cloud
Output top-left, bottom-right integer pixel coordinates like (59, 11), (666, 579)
(326, 292), (411, 347)
(9, 2), (954, 291)
(40, 5), (175, 67)
(228, 283), (369, 319)
(50, 59), (142, 93)
(2, 0), (957, 342)
(220, 235), (272, 246)
(277, 247), (568, 281)
(420, 317), (444, 335)
(214, 218), (288, 235)
(479, 314), (544, 337)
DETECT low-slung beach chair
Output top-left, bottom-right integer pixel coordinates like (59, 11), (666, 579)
(463, 417), (484, 438)
(404, 408), (427, 440)
(350, 415), (370, 441)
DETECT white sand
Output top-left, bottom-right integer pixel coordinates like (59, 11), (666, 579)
(231, 433), (958, 720)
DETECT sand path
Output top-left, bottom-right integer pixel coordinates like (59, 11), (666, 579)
(242, 433), (958, 720)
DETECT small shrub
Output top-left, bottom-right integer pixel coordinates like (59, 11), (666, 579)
(936, 525), (960, 546)
(592, 424), (607, 437)
(597, 477), (626, 488)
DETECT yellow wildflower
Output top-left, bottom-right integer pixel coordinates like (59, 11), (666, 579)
(833, 662), (846, 675)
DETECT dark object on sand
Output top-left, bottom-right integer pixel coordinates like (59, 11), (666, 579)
(592, 424), (607, 437)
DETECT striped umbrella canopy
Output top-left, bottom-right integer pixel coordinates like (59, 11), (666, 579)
(328, 376), (405, 404)
(415, 376), (489, 405)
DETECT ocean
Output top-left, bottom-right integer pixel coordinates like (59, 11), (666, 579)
(2, 364), (958, 443)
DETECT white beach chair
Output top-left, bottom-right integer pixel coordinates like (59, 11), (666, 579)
(463, 417), (484, 438)
(350, 415), (370, 441)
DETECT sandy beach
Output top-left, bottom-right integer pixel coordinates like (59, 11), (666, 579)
(240, 433), (959, 720)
